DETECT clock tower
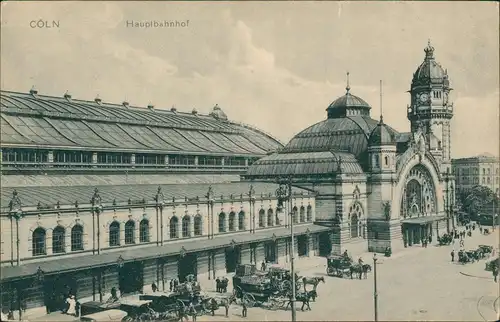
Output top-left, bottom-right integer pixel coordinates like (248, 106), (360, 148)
(407, 40), (454, 170)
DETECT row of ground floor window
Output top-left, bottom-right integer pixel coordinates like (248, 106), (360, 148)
(1, 232), (334, 317)
(28, 208), (313, 257)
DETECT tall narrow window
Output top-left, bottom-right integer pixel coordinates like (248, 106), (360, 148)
(259, 209), (265, 228)
(139, 219), (149, 243)
(299, 206), (305, 223)
(267, 209), (274, 226)
(228, 212), (236, 231)
(293, 206), (298, 224)
(384, 156), (389, 166)
(125, 220), (135, 244)
(109, 222), (120, 246)
(307, 205), (313, 222)
(182, 216), (191, 238)
(238, 211), (245, 231)
(52, 226), (66, 254)
(170, 216), (179, 239)
(71, 225), (84, 251)
(218, 213), (226, 233)
(194, 215), (203, 236)
(32, 228), (46, 256)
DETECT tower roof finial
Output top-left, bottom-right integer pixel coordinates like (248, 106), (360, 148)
(346, 71), (351, 94)
(424, 39), (435, 59)
(379, 79), (384, 124)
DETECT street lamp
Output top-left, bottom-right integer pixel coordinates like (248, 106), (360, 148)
(373, 254), (378, 322)
(276, 176), (296, 322)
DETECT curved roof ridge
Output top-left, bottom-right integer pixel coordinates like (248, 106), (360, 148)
(228, 120), (284, 147)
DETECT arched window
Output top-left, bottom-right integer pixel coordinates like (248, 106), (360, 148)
(267, 209), (274, 226)
(218, 213), (226, 233)
(125, 220), (135, 244)
(194, 215), (203, 236)
(307, 205), (312, 222)
(299, 206), (305, 223)
(139, 219), (149, 243)
(52, 226), (66, 254)
(259, 209), (265, 228)
(384, 156), (389, 166)
(238, 211), (245, 230)
(228, 212), (236, 231)
(182, 216), (191, 238)
(32, 227), (46, 256)
(292, 206), (298, 224)
(109, 222), (120, 247)
(71, 225), (84, 251)
(349, 203), (363, 239)
(170, 216), (179, 239)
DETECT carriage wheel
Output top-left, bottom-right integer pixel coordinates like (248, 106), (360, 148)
(233, 285), (243, 298)
(242, 293), (256, 308)
(176, 299), (185, 311)
(327, 267), (335, 276)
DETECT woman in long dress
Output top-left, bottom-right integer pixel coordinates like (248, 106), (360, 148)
(66, 295), (76, 316)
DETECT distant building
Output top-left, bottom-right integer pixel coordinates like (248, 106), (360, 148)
(452, 153), (500, 196)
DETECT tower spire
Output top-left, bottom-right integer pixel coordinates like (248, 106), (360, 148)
(379, 80), (384, 124)
(346, 71), (350, 94)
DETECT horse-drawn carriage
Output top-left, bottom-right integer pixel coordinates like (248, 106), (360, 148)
(232, 264), (297, 308)
(327, 255), (352, 278)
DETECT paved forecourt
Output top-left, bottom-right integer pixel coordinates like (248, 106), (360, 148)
(198, 228), (499, 321)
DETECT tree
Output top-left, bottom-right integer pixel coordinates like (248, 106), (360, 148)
(458, 185), (499, 215)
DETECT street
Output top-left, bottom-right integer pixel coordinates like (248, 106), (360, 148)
(199, 229), (499, 321)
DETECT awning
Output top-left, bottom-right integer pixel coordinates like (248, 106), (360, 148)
(0, 224), (330, 281)
(401, 215), (446, 225)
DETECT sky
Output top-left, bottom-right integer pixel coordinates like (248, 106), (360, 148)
(1, 1), (498, 158)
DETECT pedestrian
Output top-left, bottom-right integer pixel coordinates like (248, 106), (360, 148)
(151, 282), (157, 293)
(65, 295), (76, 316)
(450, 250), (455, 262)
(215, 277), (220, 293)
(480, 226), (483, 234)
(493, 267), (498, 283)
(428, 235), (432, 244)
(261, 260), (267, 272)
(242, 301), (247, 318)
(75, 299), (81, 318)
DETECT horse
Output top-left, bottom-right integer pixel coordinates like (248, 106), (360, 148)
(285, 291), (312, 311)
(302, 276), (325, 293)
(201, 296), (231, 317)
(350, 264), (372, 279)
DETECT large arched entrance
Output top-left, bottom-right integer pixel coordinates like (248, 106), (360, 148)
(225, 244), (241, 273)
(400, 164), (438, 246)
(178, 252), (197, 282)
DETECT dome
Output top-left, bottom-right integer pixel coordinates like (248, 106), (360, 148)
(326, 73), (372, 119)
(412, 41), (449, 86)
(284, 115), (395, 159)
(209, 104), (228, 120)
(368, 117), (396, 146)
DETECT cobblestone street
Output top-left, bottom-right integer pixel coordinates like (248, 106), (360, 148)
(199, 229), (499, 321)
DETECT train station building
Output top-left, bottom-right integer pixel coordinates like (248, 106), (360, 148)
(0, 42), (457, 318)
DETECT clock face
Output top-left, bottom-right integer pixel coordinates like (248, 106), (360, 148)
(420, 93), (429, 103)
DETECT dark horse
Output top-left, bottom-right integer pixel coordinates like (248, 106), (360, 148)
(285, 291), (313, 311)
(350, 264), (372, 279)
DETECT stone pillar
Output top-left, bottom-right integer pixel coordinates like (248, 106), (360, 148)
(134, 224), (140, 244)
(47, 150), (54, 167)
(92, 152), (98, 167)
(164, 155), (169, 167)
(65, 231), (71, 252)
(119, 223), (125, 245)
(46, 229), (53, 255)
(244, 158), (249, 167)
(221, 157), (225, 167)
(189, 216), (194, 237)
(131, 154), (136, 167)
(225, 211), (230, 232)
(194, 156), (198, 166)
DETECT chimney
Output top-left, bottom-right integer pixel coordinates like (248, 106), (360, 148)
(122, 101), (130, 108)
(30, 86), (38, 95)
(64, 91), (72, 100)
(191, 108), (198, 115)
(147, 103), (155, 110)
(95, 95), (102, 105)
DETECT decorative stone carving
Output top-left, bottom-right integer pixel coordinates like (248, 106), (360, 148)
(353, 185), (361, 200)
(9, 190), (22, 212)
(90, 188), (102, 206)
(382, 201), (391, 221)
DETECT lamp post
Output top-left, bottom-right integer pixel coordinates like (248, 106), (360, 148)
(206, 186), (214, 239)
(444, 170), (451, 233)
(276, 176), (296, 322)
(248, 185), (256, 234)
(373, 254), (379, 322)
